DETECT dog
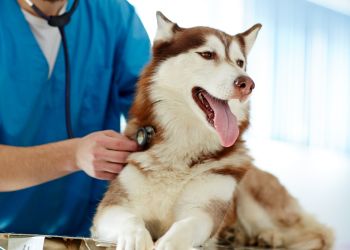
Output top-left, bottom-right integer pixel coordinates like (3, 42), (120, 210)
(91, 12), (334, 250)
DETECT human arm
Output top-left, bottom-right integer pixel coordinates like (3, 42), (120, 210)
(0, 130), (138, 192)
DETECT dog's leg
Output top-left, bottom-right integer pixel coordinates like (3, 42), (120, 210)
(155, 173), (236, 250)
(155, 210), (213, 250)
(92, 205), (153, 250)
(231, 168), (334, 250)
(91, 174), (154, 250)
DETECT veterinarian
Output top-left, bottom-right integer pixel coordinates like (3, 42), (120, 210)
(0, 0), (150, 237)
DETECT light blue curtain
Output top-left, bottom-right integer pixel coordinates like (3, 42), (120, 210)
(244, 0), (350, 154)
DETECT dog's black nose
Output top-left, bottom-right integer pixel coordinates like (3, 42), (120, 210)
(234, 76), (255, 96)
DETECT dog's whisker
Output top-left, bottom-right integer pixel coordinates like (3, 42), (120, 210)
(151, 100), (164, 105)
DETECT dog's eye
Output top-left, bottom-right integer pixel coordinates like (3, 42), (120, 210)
(197, 51), (216, 60)
(236, 59), (244, 68)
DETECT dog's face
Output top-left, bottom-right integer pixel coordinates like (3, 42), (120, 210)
(131, 12), (261, 150)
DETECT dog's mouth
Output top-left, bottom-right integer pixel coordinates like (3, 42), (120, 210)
(192, 87), (239, 147)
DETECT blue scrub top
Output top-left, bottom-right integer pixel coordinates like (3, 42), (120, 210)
(0, 0), (150, 236)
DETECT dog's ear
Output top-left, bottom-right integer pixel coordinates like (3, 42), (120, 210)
(239, 24), (262, 55)
(154, 11), (180, 43)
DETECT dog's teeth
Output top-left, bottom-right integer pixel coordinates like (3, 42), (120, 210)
(199, 93), (204, 102)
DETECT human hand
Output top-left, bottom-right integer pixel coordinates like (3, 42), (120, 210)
(75, 130), (138, 180)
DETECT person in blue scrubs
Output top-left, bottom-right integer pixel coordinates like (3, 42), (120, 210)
(0, 0), (150, 237)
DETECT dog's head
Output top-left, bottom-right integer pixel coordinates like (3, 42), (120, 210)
(128, 12), (261, 153)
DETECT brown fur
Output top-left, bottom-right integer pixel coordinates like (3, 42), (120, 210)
(204, 200), (232, 237)
(211, 165), (251, 182)
(237, 23), (262, 56)
(242, 168), (301, 226)
(216, 168), (334, 249)
(97, 179), (128, 209)
(145, 219), (168, 241)
(128, 160), (144, 173)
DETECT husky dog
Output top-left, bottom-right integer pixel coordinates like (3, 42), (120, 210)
(92, 12), (334, 250)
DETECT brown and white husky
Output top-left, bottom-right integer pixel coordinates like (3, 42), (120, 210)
(92, 12), (334, 250)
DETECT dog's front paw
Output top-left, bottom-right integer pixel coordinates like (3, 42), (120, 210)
(93, 221), (153, 250)
(155, 232), (192, 250)
(155, 237), (192, 250)
(114, 226), (153, 250)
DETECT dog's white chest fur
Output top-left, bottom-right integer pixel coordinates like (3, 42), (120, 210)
(120, 162), (189, 229)
(120, 151), (237, 238)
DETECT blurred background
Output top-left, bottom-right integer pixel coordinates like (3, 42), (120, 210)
(128, 0), (350, 248)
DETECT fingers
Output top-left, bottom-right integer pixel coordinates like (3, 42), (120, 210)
(94, 171), (118, 181)
(102, 130), (120, 137)
(93, 161), (123, 180)
(94, 160), (123, 174)
(94, 148), (130, 164)
(76, 130), (139, 180)
(99, 131), (138, 152)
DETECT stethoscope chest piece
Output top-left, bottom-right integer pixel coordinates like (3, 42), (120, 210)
(136, 126), (155, 148)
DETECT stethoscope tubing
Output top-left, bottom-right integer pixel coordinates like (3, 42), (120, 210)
(25, 0), (79, 138)
(59, 27), (74, 138)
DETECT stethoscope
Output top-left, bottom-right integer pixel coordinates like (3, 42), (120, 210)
(25, 0), (79, 138)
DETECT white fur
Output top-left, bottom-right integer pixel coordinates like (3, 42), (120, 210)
(229, 40), (246, 64)
(156, 212), (212, 250)
(236, 188), (275, 237)
(93, 206), (153, 250)
(94, 156), (240, 250)
(202, 35), (226, 58)
(154, 12), (175, 42)
(198, 36), (244, 100)
(229, 99), (249, 125)
(156, 174), (236, 249)
(116, 158), (239, 224)
(242, 26), (261, 54)
(176, 174), (236, 207)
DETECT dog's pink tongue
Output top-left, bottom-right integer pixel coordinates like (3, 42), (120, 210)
(204, 93), (239, 147)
